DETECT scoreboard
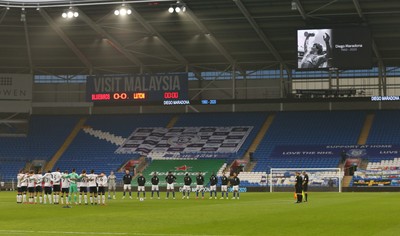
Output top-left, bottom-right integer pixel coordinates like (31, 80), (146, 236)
(86, 73), (188, 104)
(90, 91), (183, 101)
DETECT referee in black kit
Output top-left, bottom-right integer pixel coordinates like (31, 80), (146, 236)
(295, 172), (303, 203)
(302, 171), (309, 202)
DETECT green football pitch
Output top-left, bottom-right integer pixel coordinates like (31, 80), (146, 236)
(0, 191), (399, 236)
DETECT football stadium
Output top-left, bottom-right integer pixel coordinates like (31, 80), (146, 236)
(1, 0), (400, 235)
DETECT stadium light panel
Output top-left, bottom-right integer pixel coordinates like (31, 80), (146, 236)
(62, 7), (78, 19)
(168, 2), (186, 14)
(114, 5), (132, 16)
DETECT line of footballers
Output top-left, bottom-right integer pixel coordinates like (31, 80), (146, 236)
(16, 168), (241, 205)
(121, 170), (241, 200)
(16, 168), (117, 205)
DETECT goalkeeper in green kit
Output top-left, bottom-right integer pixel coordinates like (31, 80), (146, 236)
(64, 168), (80, 205)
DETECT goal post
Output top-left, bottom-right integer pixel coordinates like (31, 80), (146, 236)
(269, 168), (343, 193)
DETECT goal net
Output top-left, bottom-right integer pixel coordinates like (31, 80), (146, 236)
(269, 168), (343, 193)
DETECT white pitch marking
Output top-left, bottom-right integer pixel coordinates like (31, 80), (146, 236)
(0, 230), (238, 236)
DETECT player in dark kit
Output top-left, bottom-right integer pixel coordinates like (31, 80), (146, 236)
(137, 173), (146, 199)
(151, 172), (160, 199)
(302, 171), (309, 202)
(220, 172), (229, 199)
(122, 170), (133, 199)
(209, 172), (218, 199)
(165, 171), (177, 199)
(182, 173), (192, 199)
(295, 172), (303, 203)
(230, 173), (240, 199)
(195, 172), (205, 199)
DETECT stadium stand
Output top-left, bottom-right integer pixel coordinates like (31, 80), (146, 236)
(55, 114), (174, 179)
(252, 111), (366, 173)
(0, 115), (80, 181)
(0, 160), (27, 182)
(351, 158), (400, 187)
(5, 111), (399, 190)
(367, 110), (400, 145)
(173, 112), (268, 159)
(0, 115), (79, 160)
(237, 171), (268, 187)
(349, 111), (400, 187)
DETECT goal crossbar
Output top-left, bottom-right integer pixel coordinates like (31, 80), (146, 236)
(269, 168), (342, 193)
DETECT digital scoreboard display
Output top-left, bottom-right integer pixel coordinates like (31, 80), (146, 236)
(201, 99), (217, 105)
(297, 27), (372, 70)
(86, 73), (188, 104)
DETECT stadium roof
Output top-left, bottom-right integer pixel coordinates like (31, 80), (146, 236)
(0, 0), (399, 75)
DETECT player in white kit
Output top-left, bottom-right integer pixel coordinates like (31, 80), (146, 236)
(107, 171), (116, 199)
(20, 171), (29, 204)
(79, 170), (89, 205)
(96, 172), (108, 205)
(16, 170), (25, 204)
(34, 171), (43, 204)
(42, 170), (53, 204)
(60, 170), (70, 205)
(51, 168), (62, 204)
(27, 170), (36, 204)
(87, 169), (98, 205)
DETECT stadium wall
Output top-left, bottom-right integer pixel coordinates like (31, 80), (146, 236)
(343, 187), (400, 192)
(31, 82), (400, 115)
(30, 100), (400, 115)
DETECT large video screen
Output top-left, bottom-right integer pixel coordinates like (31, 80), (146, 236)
(297, 27), (372, 70)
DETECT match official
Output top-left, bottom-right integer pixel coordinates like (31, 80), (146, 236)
(302, 171), (309, 202)
(295, 172), (303, 203)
